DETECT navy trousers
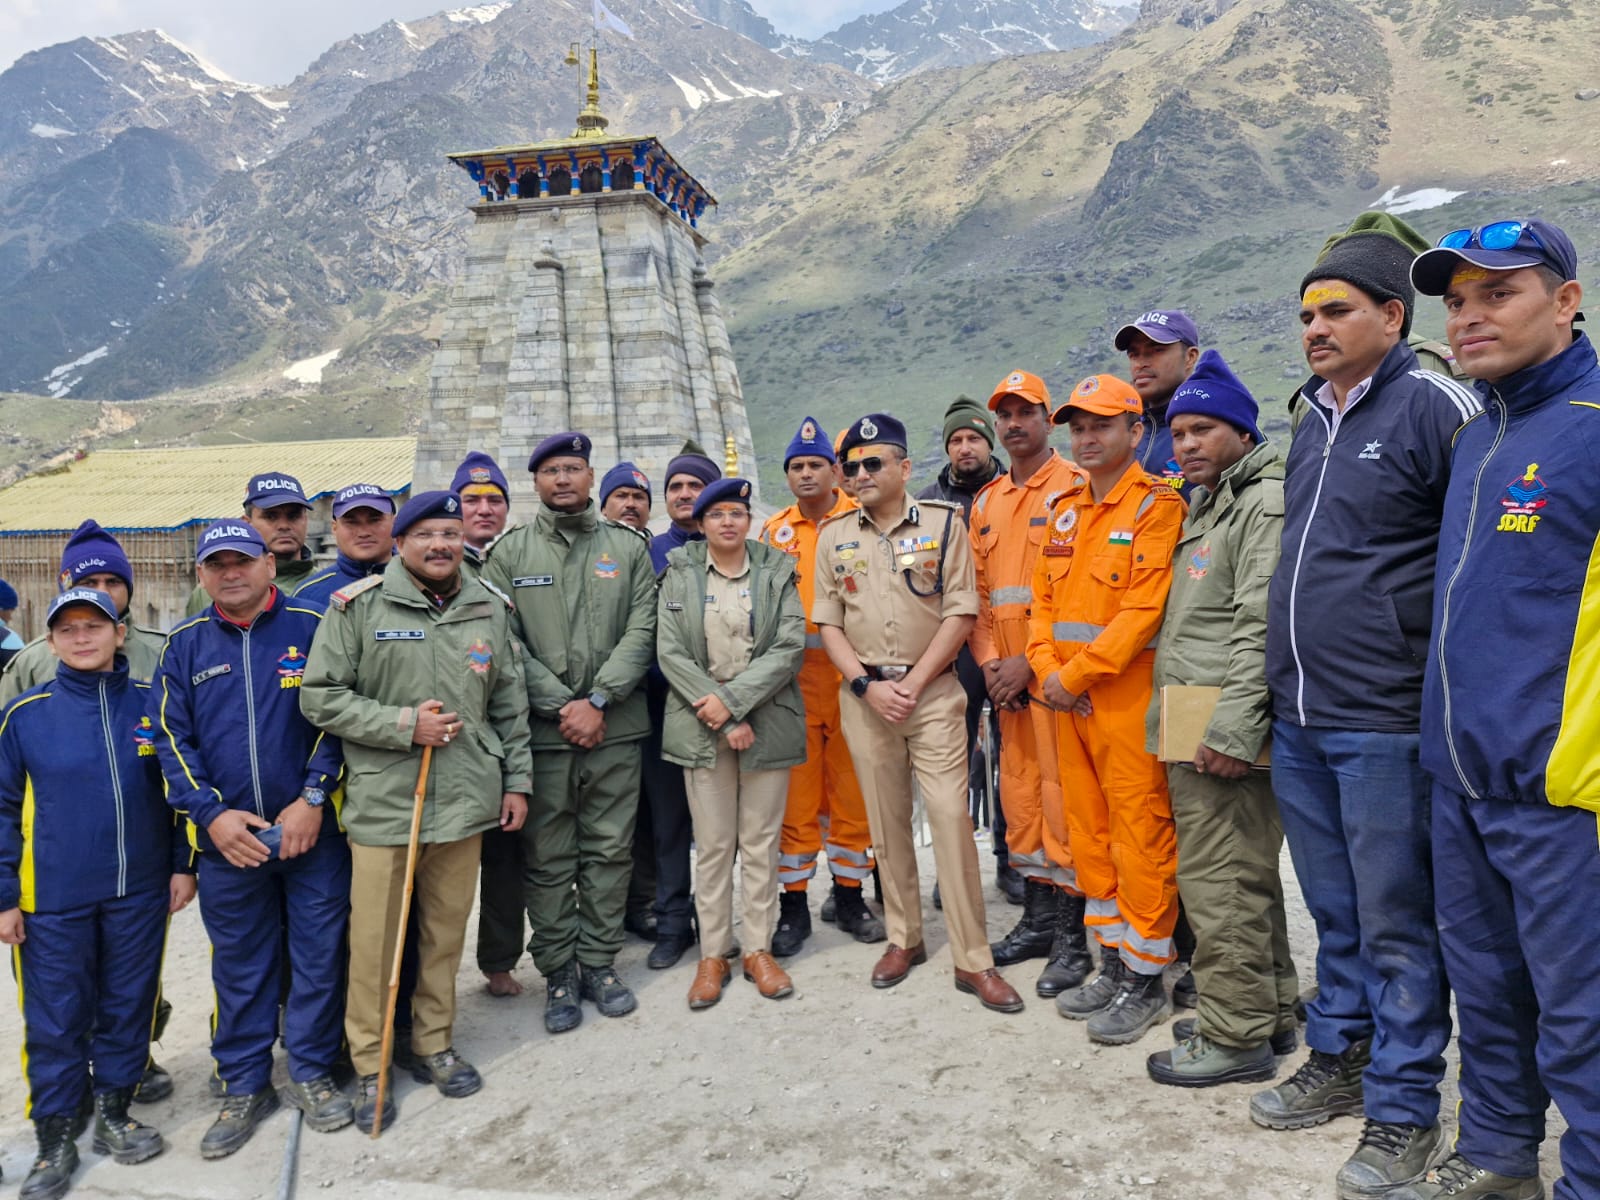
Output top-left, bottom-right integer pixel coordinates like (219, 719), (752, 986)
(643, 676), (694, 939)
(1271, 721), (1451, 1126)
(198, 832), (351, 1093)
(1432, 784), (1600, 1197)
(15, 889), (167, 1118)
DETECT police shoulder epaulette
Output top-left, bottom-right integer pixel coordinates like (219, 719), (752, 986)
(917, 498), (961, 513)
(601, 516), (651, 544)
(330, 575), (384, 610)
(816, 509), (852, 530)
(477, 578), (516, 610)
(1135, 486), (1185, 518)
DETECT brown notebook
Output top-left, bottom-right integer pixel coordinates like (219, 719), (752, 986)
(1157, 685), (1271, 767)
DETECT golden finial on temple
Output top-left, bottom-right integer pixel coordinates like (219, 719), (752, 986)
(725, 434), (739, 475)
(572, 45), (609, 140)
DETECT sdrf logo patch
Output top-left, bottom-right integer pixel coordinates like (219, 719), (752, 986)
(278, 646), (306, 689)
(1497, 463), (1548, 534)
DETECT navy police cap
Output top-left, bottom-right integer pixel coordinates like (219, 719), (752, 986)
(529, 432), (592, 473)
(393, 490), (463, 538)
(692, 477), (753, 521)
(838, 413), (908, 459)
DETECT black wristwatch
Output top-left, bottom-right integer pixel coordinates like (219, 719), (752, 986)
(850, 675), (871, 699)
(301, 788), (327, 809)
(587, 691), (609, 712)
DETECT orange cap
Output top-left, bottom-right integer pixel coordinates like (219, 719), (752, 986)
(1052, 374), (1144, 424)
(833, 428), (848, 456)
(988, 369), (1051, 411)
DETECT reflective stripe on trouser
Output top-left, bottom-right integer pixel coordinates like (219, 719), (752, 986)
(781, 653), (874, 892)
(345, 835), (481, 1077)
(1168, 763), (1299, 1049)
(839, 671), (993, 972)
(684, 743), (789, 958)
(16, 890), (168, 1118)
(1052, 657), (1176, 975)
(997, 699), (1077, 889)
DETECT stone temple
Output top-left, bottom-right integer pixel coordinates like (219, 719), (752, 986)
(413, 48), (757, 508)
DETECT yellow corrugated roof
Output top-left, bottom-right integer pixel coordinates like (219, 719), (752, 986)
(0, 437), (417, 535)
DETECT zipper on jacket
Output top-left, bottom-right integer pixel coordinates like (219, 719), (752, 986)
(1286, 402), (1336, 725)
(1433, 394), (1504, 801)
(99, 678), (129, 896)
(241, 625), (265, 816)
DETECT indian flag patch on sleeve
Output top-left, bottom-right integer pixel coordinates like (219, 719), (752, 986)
(1108, 530), (1133, 546)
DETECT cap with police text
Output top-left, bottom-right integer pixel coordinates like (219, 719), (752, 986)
(197, 520), (268, 563)
(333, 484), (396, 518)
(1113, 310), (1201, 352)
(1052, 375), (1145, 424)
(1412, 218), (1580, 297)
(393, 491), (463, 539)
(47, 588), (121, 628)
(692, 477), (753, 521)
(450, 451), (510, 498)
(529, 432), (592, 473)
(839, 413), (909, 459)
(987, 370), (1052, 412)
(244, 472), (311, 510)
(784, 416), (836, 467)
(58, 520), (133, 593)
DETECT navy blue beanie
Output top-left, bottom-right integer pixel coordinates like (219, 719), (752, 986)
(600, 461), (652, 505)
(59, 519), (133, 594)
(1167, 350), (1265, 444)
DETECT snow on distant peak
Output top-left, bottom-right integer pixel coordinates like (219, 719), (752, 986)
(30, 123), (76, 139)
(446, 3), (511, 24)
(670, 74), (708, 110)
(283, 349), (340, 385)
(152, 29), (243, 86)
(1375, 185), (1465, 215)
(393, 20), (422, 46)
(44, 346), (110, 398)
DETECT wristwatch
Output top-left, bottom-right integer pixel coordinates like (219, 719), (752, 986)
(301, 788), (327, 809)
(587, 691), (609, 712)
(850, 675), (872, 699)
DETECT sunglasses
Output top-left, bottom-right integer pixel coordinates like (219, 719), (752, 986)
(841, 456), (894, 478)
(1437, 220), (1544, 253)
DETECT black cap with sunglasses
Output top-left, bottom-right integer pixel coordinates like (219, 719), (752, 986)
(838, 413), (908, 464)
(1412, 219), (1579, 297)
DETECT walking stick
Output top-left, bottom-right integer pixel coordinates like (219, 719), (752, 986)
(372, 744), (432, 1139)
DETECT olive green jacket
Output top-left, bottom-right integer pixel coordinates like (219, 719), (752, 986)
(483, 503), (657, 750)
(184, 549), (318, 618)
(656, 539), (807, 771)
(1146, 442), (1285, 763)
(299, 559), (533, 847)
(0, 618), (166, 704)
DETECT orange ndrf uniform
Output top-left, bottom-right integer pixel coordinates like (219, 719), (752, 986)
(760, 491), (874, 892)
(1026, 466), (1185, 973)
(970, 450), (1080, 889)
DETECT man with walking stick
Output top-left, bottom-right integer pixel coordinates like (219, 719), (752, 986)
(302, 491), (532, 1136)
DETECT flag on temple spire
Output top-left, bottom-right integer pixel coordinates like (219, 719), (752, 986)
(594, 0), (635, 38)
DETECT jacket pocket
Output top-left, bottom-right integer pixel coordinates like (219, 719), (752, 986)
(473, 726), (504, 761)
(1086, 551), (1132, 626)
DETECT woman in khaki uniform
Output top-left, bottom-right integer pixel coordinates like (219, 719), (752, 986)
(656, 478), (807, 1009)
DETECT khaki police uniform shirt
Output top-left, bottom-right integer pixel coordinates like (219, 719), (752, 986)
(704, 558), (754, 683)
(812, 495), (977, 665)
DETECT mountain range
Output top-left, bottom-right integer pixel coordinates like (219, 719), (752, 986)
(2, 0), (1598, 492)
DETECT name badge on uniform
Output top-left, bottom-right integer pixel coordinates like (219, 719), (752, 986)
(665, 601), (683, 611)
(375, 629), (425, 641)
(513, 575), (554, 587)
(191, 664), (231, 685)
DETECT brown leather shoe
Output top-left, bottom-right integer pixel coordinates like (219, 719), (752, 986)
(870, 942), (927, 989)
(687, 957), (731, 1010)
(741, 951), (794, 999)
(954, 967), (1025, 1013)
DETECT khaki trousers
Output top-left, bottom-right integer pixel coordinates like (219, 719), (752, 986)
(346, 835), (481, 1076)
(1168, 764), (1298, 1048)
(839, 671), (992, 972)
(683, 744), (789, 958)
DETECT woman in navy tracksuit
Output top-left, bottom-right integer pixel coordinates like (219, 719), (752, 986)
(0, 588), (194, 1200)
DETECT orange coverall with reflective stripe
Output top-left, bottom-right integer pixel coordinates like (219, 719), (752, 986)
(970, 451), (1080, 890)
(1026, 466), (1186, 974)
(761, 492), (875, 891)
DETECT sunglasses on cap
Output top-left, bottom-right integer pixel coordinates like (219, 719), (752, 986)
(841, 456), (894, 478)
(1437, 220), (1546, 253)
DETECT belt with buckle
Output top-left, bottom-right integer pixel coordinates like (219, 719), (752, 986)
(864, 663), (954, 682)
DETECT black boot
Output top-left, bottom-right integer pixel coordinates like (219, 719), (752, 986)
(831, 883), (886, 943)
(21, 1115), (80, 1200)
(91, 1087), (164, 1164)
(771, 890), (811, 958)
(995, 859), (1025, 906)
(989, 879), (1057, 965)
(1035, 891), (1095, 997)
(543, 962), (583, 1035)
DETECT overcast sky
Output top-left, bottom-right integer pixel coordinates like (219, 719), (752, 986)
(0, 0), (887, 84)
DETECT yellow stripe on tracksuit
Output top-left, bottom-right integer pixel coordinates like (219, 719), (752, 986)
(1545, 529), (1600, 814)
(0, 692), (50, 911)
(13, 943), (33, 1117)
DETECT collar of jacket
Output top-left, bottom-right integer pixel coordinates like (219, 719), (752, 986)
(939, 457), (1003, 496)
(335, 550), (387, 578)
(1298, 338), (1423, 409)
(535, 500), (598, 538)
(857, 492), (922, 533)
(378, 556), (477, 611)
(669, 536), (784, 574)
(53, 652), (132, 698)
(656, 524), (702, 552)
(210, 585), (289, 633)
(1477, 331), (1598, 414)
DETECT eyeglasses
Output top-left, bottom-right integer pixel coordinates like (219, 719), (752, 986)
(404, 529), (464, 544)
(841, 456), (894, 478)
(537, 463), (588, 479)
(701, 506), (749, 522)
(1437, 220), (1543, 253)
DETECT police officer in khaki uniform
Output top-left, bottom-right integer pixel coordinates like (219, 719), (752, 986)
(813, 413), (1024, 1014)
(300, 490), (532, 1136)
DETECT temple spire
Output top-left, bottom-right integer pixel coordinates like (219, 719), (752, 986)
(572, 45), (609, 140)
